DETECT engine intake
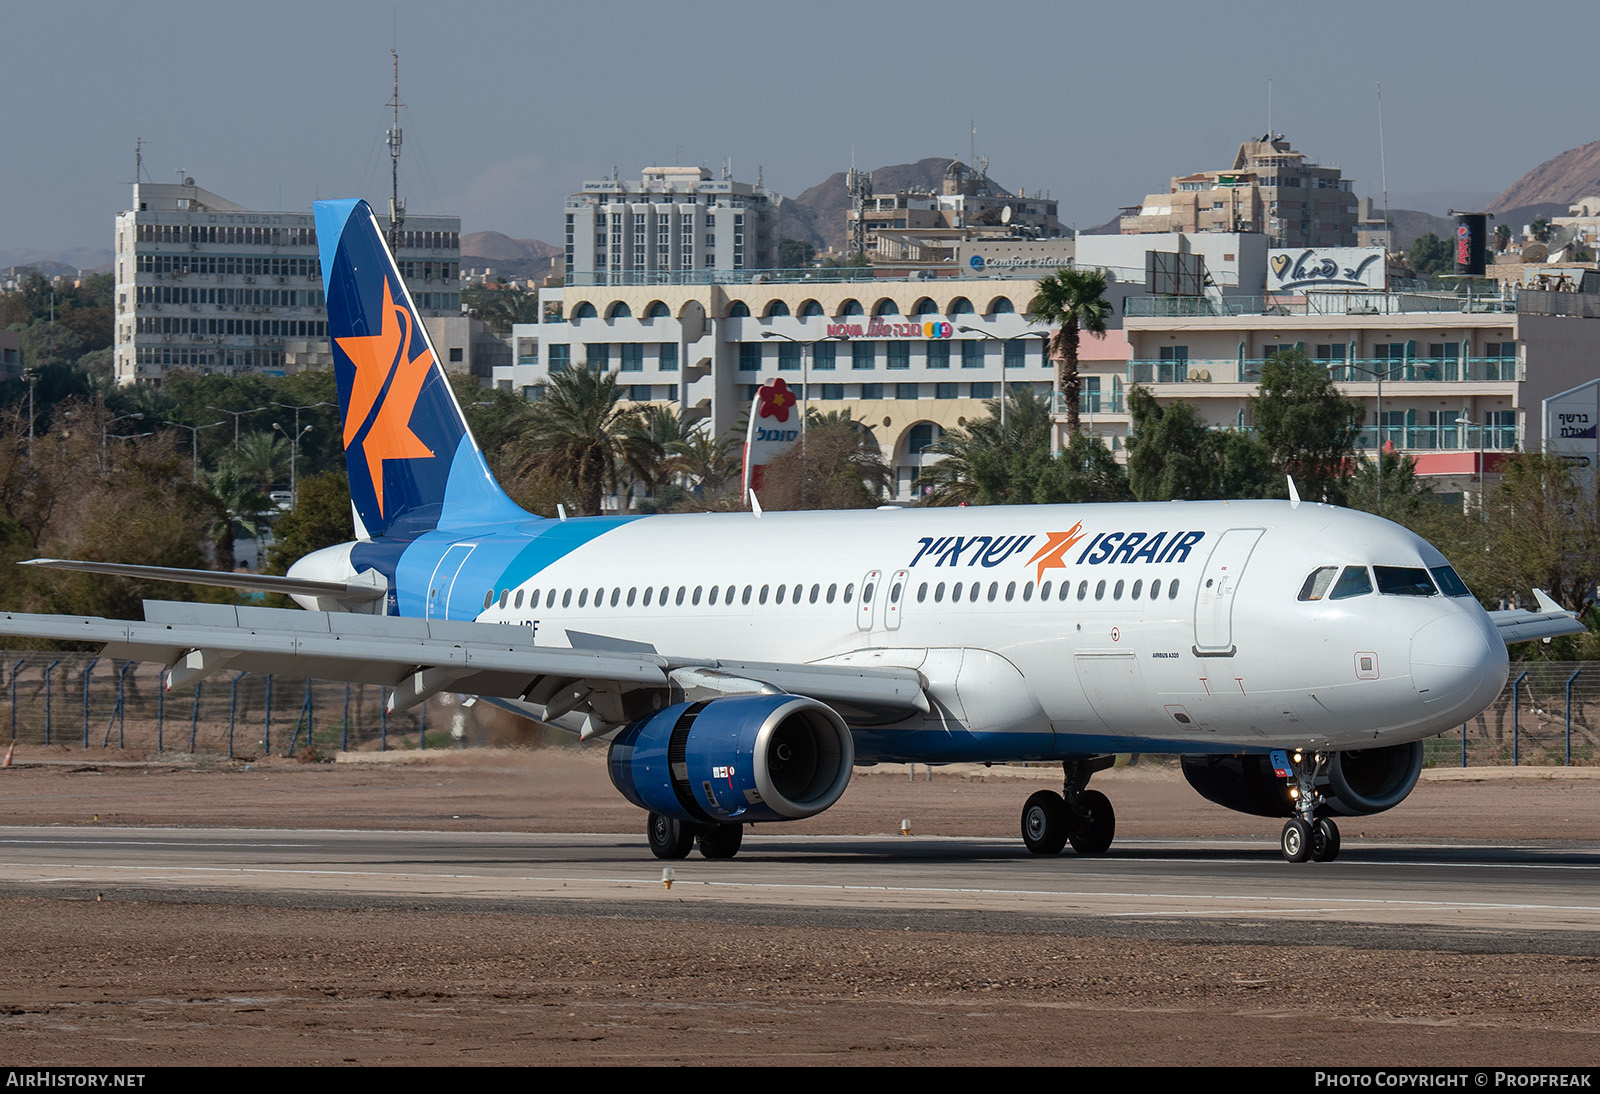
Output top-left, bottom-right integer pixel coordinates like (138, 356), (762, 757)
(608, 695), (854, 825)
(1181, 740), (1424, 819)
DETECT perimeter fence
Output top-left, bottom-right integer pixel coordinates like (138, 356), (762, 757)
(1, 652), (455, 757)
(0, 652), (1596, 764)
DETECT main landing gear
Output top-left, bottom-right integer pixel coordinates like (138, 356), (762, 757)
(1275, 749), (1341, 863)
(647, 812), (745, 860)
(1020, 758), (1117, 856)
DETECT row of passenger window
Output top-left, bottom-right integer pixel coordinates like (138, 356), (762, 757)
(915, 577), (1181, 604)
(488, 582), (861, 611)
(1297, 564), (1472, 602)
(483, 573), (1183, 612)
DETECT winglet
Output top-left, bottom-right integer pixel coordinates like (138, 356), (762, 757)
(1533, 588), (1568, 615)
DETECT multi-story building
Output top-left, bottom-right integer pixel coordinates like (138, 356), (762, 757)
(113, 180), (461, 385)
(0, 329), (20, 382)
(1121, 136), (1358, 248)
(493, 270), (1139, 503)
(562, 166), (779, 284)
(852, 159), (1064, 272)
(1054, 283), (1597, 505)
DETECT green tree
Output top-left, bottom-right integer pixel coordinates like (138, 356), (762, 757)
(196, 466), (273, 572)
(758, 410), (890, 510)
(1249, 349), (1361, 505)
(510, 368), (638, 516)
(1028, 268), (1111, 435)
(1531, 217), (1552, 244)
(1125, 386), (1279, 501)
(778, 239), (817, 268)
(920, 388), (1129, 506)
(228, 431), (291, 491)
(265, 472), (353, 576)
(1407, 232), (1453, 278)
(666, 425), (740, 506)
(1494, 222), (1512, 253)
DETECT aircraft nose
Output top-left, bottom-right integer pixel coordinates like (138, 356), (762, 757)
(1411, 612), (1508, 717)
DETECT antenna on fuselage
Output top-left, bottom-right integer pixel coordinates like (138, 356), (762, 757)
(556, 504), (568, 522)
(1286, 475), (1302, 509)
(748, 490), (763, 518)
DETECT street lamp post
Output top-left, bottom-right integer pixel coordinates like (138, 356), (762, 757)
(957, 327), (1049, 437)
(1455, 414), (1487, 519)
(1328, 361), (1386, 516)
(273, 422), (314, 508)
(100, 413), (144, 471)
(163, 420), (226, 481)
(207, 404), (268, 451)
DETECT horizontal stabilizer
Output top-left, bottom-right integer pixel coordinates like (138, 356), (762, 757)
(21, 558), (386, 606)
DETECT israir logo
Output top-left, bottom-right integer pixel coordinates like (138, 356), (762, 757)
(337, 278), (437, 517)
(1025, 523), (1087, 583)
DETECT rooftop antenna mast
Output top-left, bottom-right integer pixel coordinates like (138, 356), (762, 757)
(386, 48), (405, 250)
(846, 146), (871, 257)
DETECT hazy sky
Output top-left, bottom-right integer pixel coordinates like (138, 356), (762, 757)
(5, 0), (1596, 256)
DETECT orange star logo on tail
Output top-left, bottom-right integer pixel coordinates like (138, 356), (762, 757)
(1026, 522), (1087, 583)
(335, 279), (437, 516)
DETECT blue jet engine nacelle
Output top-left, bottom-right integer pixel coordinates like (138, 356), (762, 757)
(608, 695), (854, 825)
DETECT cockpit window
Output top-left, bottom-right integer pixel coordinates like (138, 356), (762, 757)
(1298, 567), (1338, 601)
(1374, 566), (1437, 597)
(1328, 566), (1374, 600)
(1429, 565), (1473, 598)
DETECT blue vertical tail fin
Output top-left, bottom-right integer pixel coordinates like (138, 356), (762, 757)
(315, 199), (529, 539)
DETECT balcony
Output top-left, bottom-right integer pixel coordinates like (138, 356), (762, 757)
(1048, 390), (1126, 415)
(1127, 356), (1523, 385)
(1355, 424), (1519, 452)
(1125, 289), (1516, 319)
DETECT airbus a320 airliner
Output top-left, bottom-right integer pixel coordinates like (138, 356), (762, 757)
(4, 200), (1583, 863)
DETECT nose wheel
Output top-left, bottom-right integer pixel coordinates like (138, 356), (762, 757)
(1274, 749), (1342, 863)
(1019, 758), (1117, 856)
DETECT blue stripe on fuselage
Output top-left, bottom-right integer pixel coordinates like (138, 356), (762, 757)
(383, 514), (640, 619)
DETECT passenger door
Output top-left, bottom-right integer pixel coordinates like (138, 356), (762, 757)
(1192, 528), (1263, 655)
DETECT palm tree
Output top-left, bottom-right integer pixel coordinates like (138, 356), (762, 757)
(511, 368), (636, 516)
(1029, 267), (1112, 435)
(666, 424), (739, 503)
(228, 431), (291, 491)
(919, 388), (1052, 506)
(198, 466), (273, 571)
(622, 404), (692, 501)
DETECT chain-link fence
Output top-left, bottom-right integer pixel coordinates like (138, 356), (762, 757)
(1, 653), (457, 757)
(1423, 661), (1600, 767)
(2, 652), (1597, 764)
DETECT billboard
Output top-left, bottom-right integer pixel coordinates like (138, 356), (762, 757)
(1455, 213), (1488, 276)
(1267, 247), (1385, 291)
(1544, 378), (1599, 471)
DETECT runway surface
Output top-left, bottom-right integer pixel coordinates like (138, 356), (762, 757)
(1, 825), (1596, 943)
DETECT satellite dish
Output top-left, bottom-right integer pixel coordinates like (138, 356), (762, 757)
(184, 177), (195, 186)
(1001, 205), (1013, 225)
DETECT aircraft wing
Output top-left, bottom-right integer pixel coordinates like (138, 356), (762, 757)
(0, 600), (928, 738)
(1487, 589), (1588, 644)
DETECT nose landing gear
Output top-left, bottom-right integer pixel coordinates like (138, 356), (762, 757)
(1275, 749), (1341, 863)
(1020, 757), (1117, 856)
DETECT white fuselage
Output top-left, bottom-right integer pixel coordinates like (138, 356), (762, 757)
(296, 499), (1509, 762)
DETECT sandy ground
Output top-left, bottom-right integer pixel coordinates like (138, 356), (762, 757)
(0, 748), (1596, 1067)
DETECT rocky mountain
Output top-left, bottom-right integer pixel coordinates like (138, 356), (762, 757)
(0, 246), (113, 277)
(1490, 140), (1600, 213)
(459, 231), (561, 281)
